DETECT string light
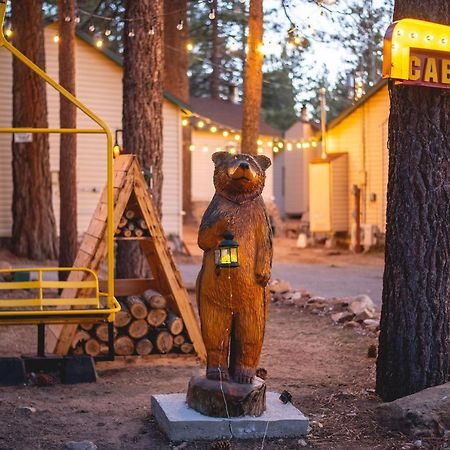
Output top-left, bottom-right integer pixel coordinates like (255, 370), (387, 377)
(189, 144), (195, 152)
(182, 118), (189, 126)
(53, 34), (60, 43)
(257, 139), (263, 146)
(209, 8), (216, 20)
(4, 25), (13, 38)
(222, 130), (229, 137)
(95, 36), (104, 48)
(177, 20), (184, 30)
(229, 148), (237, 154)
(105, 27), (112, 37)
(186, 42), (194, 51)
(210, 125), (217, 133)
(128, 28), (135, 37)
(148, 26), (155, 36)
(202, 146), (208, 152)
(88, 22), (95, 33)
(296, 142), (302, 149)
(286, 142), (292, 151)
(64, 16), (71, 22)
(74, 16), (81, 24)
(197, 120), (205, 128)
(234, 134), (240, 141)
(257, 147), (264, 154)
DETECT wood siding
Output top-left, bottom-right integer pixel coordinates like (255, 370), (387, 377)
(326, 85), (389, 232)
(0, 24), (183, 238)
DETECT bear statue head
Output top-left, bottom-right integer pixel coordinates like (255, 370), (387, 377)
(212, 151), (271, 203)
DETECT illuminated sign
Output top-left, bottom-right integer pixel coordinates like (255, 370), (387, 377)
(383, 18), (450, 89)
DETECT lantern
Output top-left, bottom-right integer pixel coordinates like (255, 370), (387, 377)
(215, 231), (239, 268)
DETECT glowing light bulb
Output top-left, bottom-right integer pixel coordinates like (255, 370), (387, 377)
(303, 142), (310, 149)
(257, 42), (265, 54)
(312, 141), (318, 148)
(273, 147), (279, 153)
(177, 20), (184, 30)
(128, 29), (135, 37)
(148, 27), (155, 36)
(209, 8), (216, 20)
(234, 134), (241, 141)
(222, 130), (229, 137)
(277, 142), (284, 148)
(5, 28), (13, 38)
(189, 144), (195, 152)
(105, 28), (112, 37)
(257, 139), (263, 146)
(210, 126), (217, 133)
(182, 118), (189, 126)
(74, 16), (81, 24)
(202, 146), (208, 152)
(95, 37), (103, 48)
(53, 34), (60, 43)
(257, 147), (264, 154)
(286, 143), (292, 151)
(229, 148), (237, 154)
(296, 142), (302, 149)
(113, 145), (121, 157)
(266, 140), (272, 147)
(64, 16), (71, 22)
(197, 120), (205, 128)
(89, 23), (95, 33)
(186, 42), (194, 51)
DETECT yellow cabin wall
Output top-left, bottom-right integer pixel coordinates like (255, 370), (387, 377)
(325, 85), (389, 232)
(0, 24), (183, 238)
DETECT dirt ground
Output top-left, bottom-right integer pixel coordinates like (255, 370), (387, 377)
(0, 234), (443, 449)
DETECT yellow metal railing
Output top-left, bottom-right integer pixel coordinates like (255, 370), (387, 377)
(0, 0), (118, 321)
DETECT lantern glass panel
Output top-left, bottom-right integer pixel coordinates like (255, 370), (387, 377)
(230, 248), (238, 263)
(220, 248), (231, 264)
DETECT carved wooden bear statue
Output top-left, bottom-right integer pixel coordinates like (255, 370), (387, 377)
(197, 151), (272, 384)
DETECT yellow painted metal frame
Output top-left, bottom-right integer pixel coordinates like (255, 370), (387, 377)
(0, 0), (119, 323)
(383, 18), (450, 80)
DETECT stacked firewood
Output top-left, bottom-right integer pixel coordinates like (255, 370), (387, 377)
(71, 289), (194, 357)
(115, 209), (150, 238)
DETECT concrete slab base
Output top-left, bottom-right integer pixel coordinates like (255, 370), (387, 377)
(151, 391), (309, 441)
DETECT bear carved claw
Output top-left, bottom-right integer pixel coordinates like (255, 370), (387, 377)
(206, 367), (230, 382)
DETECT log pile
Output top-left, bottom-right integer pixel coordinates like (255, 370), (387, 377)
(115, 209), (150, 238)
(71, 289), (195, 357)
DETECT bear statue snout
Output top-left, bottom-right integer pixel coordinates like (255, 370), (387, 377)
(239, 161), (250, 170)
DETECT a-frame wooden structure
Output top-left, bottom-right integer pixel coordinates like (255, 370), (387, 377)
(46, 155), (206, 362)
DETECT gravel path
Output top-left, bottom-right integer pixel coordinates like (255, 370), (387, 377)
(179, 262), (384, 307)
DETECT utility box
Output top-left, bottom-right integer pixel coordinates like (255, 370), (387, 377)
(309, 153), (348, 233)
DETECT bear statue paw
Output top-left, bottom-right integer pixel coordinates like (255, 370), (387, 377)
(233, 367), (255, 384)
(206, 366), (230, 381)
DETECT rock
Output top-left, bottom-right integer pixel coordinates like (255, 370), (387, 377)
(349, 295), (375, 316)
(297, 438), (307, 447)
(291, 291), (303, 301)
(331, 312), (355, 324)
(355, 308), (375, 321)
(64, 441), (97, 450)
(376, 382), (450, 437)
(16, 406), (36, 416)
(363, 319), (380, 331)
(269, 280), (292, 294)
(306, 297), (328, 311)
(173, 443), (188, 450)
(343, 321), (360, 329)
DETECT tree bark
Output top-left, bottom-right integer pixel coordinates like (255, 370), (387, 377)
(241, 0), (264, 155)
(58, 0), (78, 279)
(210, 0), (220, 99)
(11, 0), (57, 260)
(163, 0), (193, 222)
(376, 1), (450, 402)
(119, 0), (164, 278)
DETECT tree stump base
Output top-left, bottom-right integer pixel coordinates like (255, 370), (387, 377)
(186, 375), (266, 417)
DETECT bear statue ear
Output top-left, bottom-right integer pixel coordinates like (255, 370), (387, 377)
(212, 151), (230, 166)
(254, 155), (271, 171)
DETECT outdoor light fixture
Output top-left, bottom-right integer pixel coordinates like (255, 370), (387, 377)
(215, 231), (239, 269)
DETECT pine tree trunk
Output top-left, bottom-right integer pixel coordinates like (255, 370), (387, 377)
(119, 0), (164, 279)
(376, 0), (450, 402)
(210, 0), (220, 100)
(11, 0), (57, 260)
(163, 0), (193, 222)
(241, 0), (263, 155)
(58, 0), (77, 279)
